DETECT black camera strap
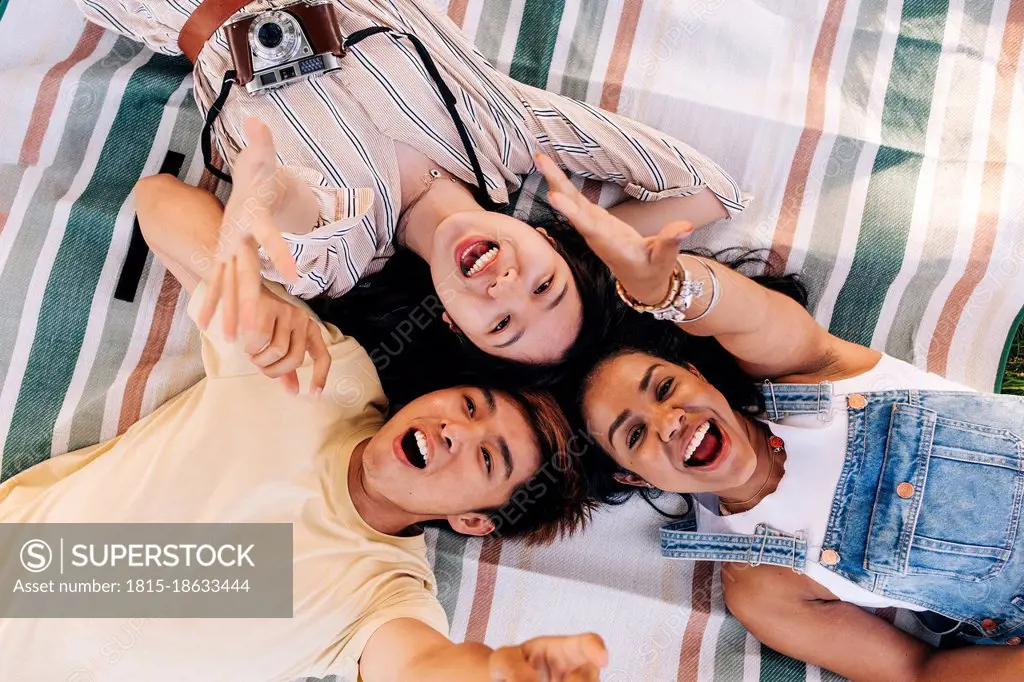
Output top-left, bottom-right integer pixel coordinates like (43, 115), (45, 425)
(202, 70), (237, 184)
(201, 26), (505, 211)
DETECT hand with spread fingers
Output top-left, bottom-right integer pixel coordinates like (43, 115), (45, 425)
(534, 152), (694, 306)
(489, 633), (608, 682)
(200, 116), (318, 345)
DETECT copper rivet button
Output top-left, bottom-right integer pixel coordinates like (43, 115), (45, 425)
(896, 482), (915, 499)
(847, 394), (867, 409)
(820, 549), (840, 566)
(1007, 637), (1021, 646)
(981, 618), (998, 632)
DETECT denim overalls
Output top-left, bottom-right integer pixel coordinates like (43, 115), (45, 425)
(660, 381), (1024, 644)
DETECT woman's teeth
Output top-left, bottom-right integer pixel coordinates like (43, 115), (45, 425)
(683, 421), (711, 462)
(414, 429), (430, 466)
(466, 246), (498, 276)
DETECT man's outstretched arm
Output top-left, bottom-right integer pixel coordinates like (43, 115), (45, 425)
(361, 618), (607, 682)
(136, 174), (225, 294)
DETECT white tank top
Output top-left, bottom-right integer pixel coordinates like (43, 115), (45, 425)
(696, 354), (974, 611)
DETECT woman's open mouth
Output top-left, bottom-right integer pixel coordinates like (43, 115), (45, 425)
(396, 427), (431, 470)
(679, 419), (726, 469)
(457, 239), (500, 277)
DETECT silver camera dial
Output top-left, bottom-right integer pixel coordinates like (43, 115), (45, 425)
(249, 11), (303, 64)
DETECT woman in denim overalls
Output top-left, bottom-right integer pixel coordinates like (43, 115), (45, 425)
(534, 157), (1024, 680)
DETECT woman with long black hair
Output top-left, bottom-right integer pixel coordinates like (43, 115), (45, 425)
(532, 153), (1024, 681)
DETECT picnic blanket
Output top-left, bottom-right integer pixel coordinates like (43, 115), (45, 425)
(2, 0), (1022, 679)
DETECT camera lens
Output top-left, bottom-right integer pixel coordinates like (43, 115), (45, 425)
(257, 22), (284, 49)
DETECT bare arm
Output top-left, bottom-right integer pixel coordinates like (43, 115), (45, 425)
(724, 564), (1024, 682)
(135, 174), (329, 395)
(360, 618), (606, 682)
(534, 152), (877, 380)
(135, 174), (225, 294)
(608, 189), (729, 237)
(666, 253), (879, 380)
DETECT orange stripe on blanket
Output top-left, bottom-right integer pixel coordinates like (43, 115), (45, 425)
(928, 7), (1024, 375)
(676, 562), (714, 681)
(447, 0), (468, 27)
(20, 23), (105, 167)
(117, 270), (182, 435)
(466, 535), (504, 642)
(0, 213), (7, 235)
(770, 0), (846, 265)
(117, 168), (221, 434)
(600, 1), (644, 113)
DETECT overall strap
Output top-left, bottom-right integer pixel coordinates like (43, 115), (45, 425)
(759, 380), (834, 422)
(661, 521), (808, 572)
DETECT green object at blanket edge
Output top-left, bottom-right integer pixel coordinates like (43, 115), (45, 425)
(0, 0), (10, 23)
(996, 305), (1024, 395)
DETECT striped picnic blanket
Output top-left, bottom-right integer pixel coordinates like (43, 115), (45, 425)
(1, 0), (1021, 679)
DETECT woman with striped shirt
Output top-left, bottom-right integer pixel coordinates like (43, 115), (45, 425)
(79, 0), (748, 378)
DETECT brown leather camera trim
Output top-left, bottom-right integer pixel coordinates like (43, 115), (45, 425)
(291, 3), (345, 59)
(224, 15), (256, 84)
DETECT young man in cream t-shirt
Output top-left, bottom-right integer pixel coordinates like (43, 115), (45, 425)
(0, 287), (604, 680)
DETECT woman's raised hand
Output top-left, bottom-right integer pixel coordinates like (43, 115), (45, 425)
(198, 117), (305, 341)
(534, 152), (692, 305)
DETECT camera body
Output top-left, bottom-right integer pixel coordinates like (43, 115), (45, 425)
(225, 1), (345, 94)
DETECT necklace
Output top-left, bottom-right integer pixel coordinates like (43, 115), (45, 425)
(719, 430), (785, 514)
(396, 168), (459, 236)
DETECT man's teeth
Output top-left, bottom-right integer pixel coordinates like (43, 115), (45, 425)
(414, 429), (430, 466)
(466, 246), (498, 275)
(684, 421), (711, 462)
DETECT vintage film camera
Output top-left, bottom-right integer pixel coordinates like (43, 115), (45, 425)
(225, 1), (345, 94)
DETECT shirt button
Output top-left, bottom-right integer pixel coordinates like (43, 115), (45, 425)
(820, 549), (840, 566)
(1006, 636), (1021, 646)
(981, 618), (998, 632)
(896, 482), (915, 499)
(847, 394), (867, 409)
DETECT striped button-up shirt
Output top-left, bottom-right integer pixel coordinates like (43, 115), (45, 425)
(77, 0), (749, 299)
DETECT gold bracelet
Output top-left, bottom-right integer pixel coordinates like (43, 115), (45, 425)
(615, 264), (684, 312)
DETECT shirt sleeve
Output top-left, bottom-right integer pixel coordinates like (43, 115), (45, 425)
(256, 167), (380, 300)
(515, 82), (750, 217)
(323, 586), (450, 681)
(73, 0), (184, 55)
(186, 281), (348, 378)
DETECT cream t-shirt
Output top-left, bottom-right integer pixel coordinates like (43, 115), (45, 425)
(0, 286), (449, 682)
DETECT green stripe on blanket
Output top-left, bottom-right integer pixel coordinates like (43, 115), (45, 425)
(509, 0), (565, 88)
(829, 3), (948, 345)
(1, 52), (190, 479)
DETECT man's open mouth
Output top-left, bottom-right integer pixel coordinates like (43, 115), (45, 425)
(681, 419), (724, 468)
(458, 240), (500, 277)
(400, 428), (430, 469)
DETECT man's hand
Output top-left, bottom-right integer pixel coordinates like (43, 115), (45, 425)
(201, 284), (331, 396)
(489, 633), (608, 682)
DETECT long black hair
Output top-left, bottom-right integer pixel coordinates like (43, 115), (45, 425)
(309, 217), (618, 407)
(570, 249), (809, 514)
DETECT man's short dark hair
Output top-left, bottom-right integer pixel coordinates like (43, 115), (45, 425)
(481, 389), (595, 544)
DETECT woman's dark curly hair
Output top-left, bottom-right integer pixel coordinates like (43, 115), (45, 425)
(570, 249), (809, 516)
(310, 217), (618, 405)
